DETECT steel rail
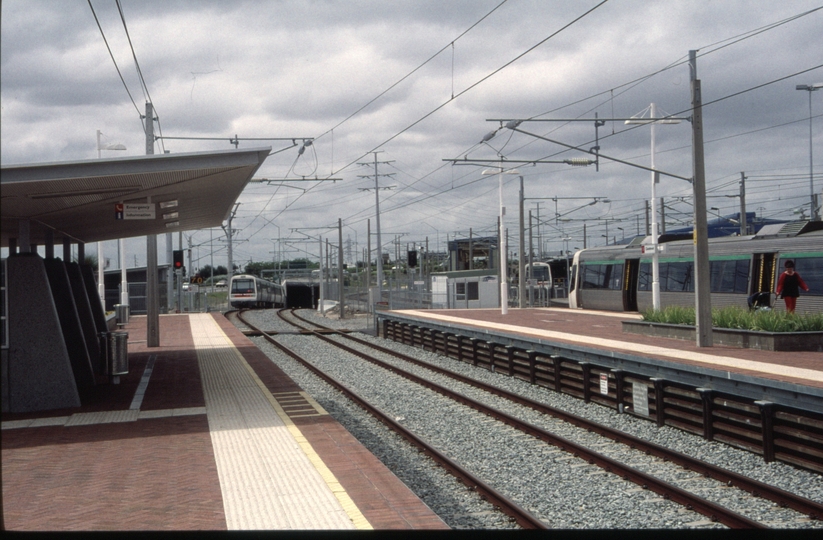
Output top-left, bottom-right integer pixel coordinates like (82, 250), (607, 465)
(288, 310), (823, 522)
(237, 309), (546, 530)
(275, 309), (764, 528)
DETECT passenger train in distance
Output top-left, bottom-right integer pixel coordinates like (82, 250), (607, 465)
(229, 274), (286, 309)
(524, 262), (554, 304)
(568, 221), (823, 315)
(526, 262), (552, 285)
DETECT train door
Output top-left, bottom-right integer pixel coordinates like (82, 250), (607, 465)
(622, 258), (639, 312)
(568, 252), (581, 309)
(750, 253), (777, 295)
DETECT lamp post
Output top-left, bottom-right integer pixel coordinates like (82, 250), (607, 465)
(96, 131), (126, 305)
(482, 164), (519, 315)
(796, 83), (822, 221)
(625, 103), (682, 311)
(97, 130), (126, 158)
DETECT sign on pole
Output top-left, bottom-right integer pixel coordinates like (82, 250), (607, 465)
(115, 203), (156, 220)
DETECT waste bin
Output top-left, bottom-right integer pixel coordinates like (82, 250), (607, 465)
(98, 332), (110, 375)
(115, 304), (130, 325)
(108, 331), (129, 376)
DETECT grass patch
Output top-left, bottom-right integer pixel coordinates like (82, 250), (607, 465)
(641, 306), (823, 332)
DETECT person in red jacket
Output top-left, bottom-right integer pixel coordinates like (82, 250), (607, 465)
(776, 260), (809, 313)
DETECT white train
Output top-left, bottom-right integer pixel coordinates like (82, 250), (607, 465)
(229, 274), (285, 309)
(568, 221), (823, 315)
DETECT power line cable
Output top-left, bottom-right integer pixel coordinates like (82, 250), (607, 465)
(87, 0), (142, 122)
(116, 0), (148, 102)
(244, 1), (611, 240)
(115, 0), (166, 154)
(312, 0), (510, 144)
(335, 8), (822, 228)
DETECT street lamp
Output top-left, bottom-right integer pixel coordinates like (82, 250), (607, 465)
(796, 83), (822, 221)
(97, 130), (126, 158)
(482, 164), (519, 315)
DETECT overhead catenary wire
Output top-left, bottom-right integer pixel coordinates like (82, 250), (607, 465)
(115, 0), (167, 154)
(324, 7), (822, 236)
(240, 1), (612, 242)
(87, 0), (142, 123)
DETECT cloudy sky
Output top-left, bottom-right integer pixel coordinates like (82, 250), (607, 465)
(2, 0), (821, 270)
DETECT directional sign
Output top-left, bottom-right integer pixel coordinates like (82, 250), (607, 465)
(115, 203), (156, 220)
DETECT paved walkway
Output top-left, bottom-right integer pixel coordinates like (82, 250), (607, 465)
(2, 313), (447, 531)
(190, 313), (361, 529)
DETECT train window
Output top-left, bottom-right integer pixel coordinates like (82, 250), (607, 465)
(710, 259), (749, 294)
(1, 258), (7, 350)
(637, 262), (672, 292)
(783, 256), (823, 297)
(664, 261), (693, 292)
(581, 264), (606, 289)
(608, 264), (624, 290)
(231, 279), (254, 293)
(582, 264), (623, 290)
(638, 263), (651, 291)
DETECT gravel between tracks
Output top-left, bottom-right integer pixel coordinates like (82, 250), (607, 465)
(240, 309), (823, 529)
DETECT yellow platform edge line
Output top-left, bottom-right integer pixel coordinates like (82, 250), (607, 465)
(234, 346), (373, 530)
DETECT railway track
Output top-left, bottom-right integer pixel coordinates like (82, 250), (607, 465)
(232, 309), (545, 529)
(236, 308), (823, 529)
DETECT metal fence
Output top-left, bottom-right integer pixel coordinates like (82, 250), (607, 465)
(111, 274), (559, 316)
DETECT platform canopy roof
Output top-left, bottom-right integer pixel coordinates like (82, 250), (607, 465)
(1, 147), (270, 249)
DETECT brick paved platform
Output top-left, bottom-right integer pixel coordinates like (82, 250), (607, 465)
(390, 307), (823, 390)
(2, 312), (448, 531)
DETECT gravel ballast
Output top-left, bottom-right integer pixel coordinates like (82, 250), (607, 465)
(239, 309), (823, 529)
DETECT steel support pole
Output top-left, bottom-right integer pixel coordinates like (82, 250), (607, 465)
(650, 103), (661, 311)
(739, 172), (748, 235)
(690, 51), (713, 347)
(338, 218), (345, 319)
(519, 176), (526, 308)
(145, 102), (159, 347)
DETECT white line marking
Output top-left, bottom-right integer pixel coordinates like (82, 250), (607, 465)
(129, 354), (156, 410)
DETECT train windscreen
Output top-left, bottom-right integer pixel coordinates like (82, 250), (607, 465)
(231, 279), (254, 294)
(531, 265), (550, 282)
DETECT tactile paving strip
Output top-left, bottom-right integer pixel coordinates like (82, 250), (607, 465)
(272, 391), (329, 418)
(189, 313), (367, 530)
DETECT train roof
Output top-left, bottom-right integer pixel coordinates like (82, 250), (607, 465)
(577, 220), (822, 261)
(753, 220), (823, 238)
(231, 274), (278, 282)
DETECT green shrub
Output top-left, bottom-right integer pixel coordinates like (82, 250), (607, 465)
(641, 306), (823, 332)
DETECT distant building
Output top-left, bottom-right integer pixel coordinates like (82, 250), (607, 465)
(447, 236), (498, 272)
